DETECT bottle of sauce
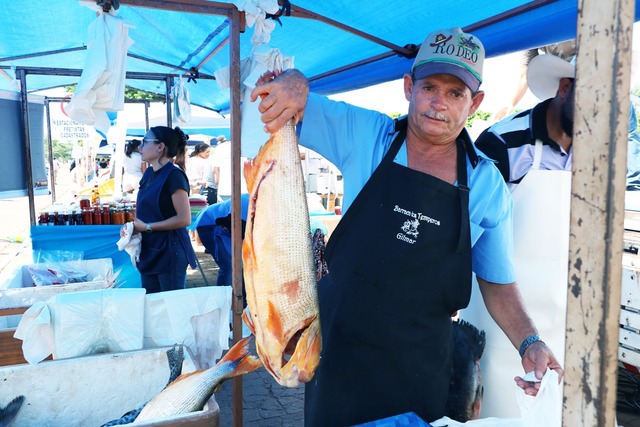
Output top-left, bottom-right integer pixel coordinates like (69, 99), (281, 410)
(82, 208), (93, 225)
(101, 204), (111, 225)
(38, 212), (48, 226)
(92, 206), (102, 225)
(113, 208), (125, 225)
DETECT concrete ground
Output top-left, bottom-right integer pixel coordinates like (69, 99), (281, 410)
(1, 167), (640, 426)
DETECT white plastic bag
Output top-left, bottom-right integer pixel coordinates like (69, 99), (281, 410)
(516, 369), (561, 427)
(172, 76), (192, 124)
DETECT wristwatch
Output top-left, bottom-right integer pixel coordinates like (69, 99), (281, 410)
(145, 223), (153, 233)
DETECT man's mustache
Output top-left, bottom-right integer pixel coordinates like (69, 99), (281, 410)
(421, 111), (449, 122)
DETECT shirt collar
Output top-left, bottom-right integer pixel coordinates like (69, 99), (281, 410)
(530, 99), (563, 152)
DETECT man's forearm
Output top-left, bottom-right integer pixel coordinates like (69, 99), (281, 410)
(476, 276), (538, 349)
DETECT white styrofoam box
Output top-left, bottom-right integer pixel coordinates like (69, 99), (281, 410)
(0, 258), (114, 329)
(0, 346), (219, 427)
(144, 286), (232, 369)
(0, 258), (114, 309)
(53, 288), (146, 359)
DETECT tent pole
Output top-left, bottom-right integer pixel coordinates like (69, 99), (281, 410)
(563, 0), (634, 424)
(16, 69), (36, 226)
(165, 77), (173, 128)
(228, 6), (244, 427)
(44, 100), (56, 202)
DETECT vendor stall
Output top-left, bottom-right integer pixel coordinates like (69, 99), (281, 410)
(30, 225), (141, 289)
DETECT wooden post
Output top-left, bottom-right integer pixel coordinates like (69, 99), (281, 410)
(229, 7), (244, 427)
(564, 0), (635, 425)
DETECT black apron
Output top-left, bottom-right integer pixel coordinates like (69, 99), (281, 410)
(304, 125), (473, 426)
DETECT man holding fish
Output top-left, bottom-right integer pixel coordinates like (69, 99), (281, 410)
(251, 27), (563, 426)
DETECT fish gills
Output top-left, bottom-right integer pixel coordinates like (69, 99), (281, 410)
(134, 336), (261, 421)
(242, 119), (321, 387)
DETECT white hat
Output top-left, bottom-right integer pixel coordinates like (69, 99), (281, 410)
(411, 27), (485, 92)
(527, 54), (575, 101)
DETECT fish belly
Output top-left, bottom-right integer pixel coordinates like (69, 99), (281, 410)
(243, 120), (321, 387)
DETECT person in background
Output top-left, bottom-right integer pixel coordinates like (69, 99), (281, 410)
(85, 154), (95, 182)
(491, 41), (576, 122)
(211, 136), (247, 202)
(186, 142), (211, 196)
(194, 194), (248, 289)
(202, 137), (223, 205)
(122, 139), (147, 195)
(251, 26), (562, 425)
(460, 52), (617, 420)
(445, 319), (486, 423)
(489, 42), (640, 190)
(122, 126), (197, 294)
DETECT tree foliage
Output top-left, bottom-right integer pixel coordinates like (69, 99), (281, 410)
(466, 110), (491, 128)
(65, 85), (165, 102)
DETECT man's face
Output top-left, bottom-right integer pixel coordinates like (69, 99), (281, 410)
(560, 78), (575, 136)
(404, 73), (483, 145)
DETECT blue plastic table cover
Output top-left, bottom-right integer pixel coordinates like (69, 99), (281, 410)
(30, 225), (141, 289)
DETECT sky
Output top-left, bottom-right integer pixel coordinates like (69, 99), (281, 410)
(328, 50), (554, 117)
(329, 25), (640, 119)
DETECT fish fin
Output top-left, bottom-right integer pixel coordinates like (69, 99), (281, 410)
(281, 316), (321, 385)
(218, 336), (262, 378)
(0, 395), (25, 426)
(219, 336), (253, 364)
(243, 158), (257, 193)
(267, 300), (285, 346)
(243, 137), (272, 193)
(242, 309), (256, 336)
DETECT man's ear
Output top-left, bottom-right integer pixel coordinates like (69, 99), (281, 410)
(558, 77), (573, 98)
(403, 74), (413, 102)
(469, 91), (485, 116)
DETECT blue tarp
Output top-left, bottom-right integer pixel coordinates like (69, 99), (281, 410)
(2, 0), (638, 115)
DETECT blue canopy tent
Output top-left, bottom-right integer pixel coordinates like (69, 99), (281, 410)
(2, 0), (638, 112)
(1, 2), (639, 424)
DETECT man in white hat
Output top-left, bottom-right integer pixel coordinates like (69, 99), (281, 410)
(460, 53), (575, 420)
(251, 27), (562, 426)
(462, 52), (638, 420)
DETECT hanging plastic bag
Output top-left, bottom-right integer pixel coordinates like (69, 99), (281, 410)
(172, 76), (192, 124)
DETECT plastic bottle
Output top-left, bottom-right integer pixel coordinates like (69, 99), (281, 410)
(91, 184), (101, 206)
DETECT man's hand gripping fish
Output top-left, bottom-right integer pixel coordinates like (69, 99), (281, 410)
(242, 70), (322, 387)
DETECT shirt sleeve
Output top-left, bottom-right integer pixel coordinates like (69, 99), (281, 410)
(468, 160), (515, 284)
(298, 93), (395, 212)
(474, 128), (511, 182)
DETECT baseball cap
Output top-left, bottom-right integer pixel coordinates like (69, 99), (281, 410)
(411, 27), (485, 92)
(527, 54), (575, 100)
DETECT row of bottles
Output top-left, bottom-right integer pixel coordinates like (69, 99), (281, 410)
(38, 204), (136, 226)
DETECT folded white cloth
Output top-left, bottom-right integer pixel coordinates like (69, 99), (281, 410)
(116, 222), (141, 267)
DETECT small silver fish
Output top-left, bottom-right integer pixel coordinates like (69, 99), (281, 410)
(134, 336), (262, 422)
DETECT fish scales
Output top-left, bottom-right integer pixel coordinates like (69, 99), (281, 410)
(134, 337), (261, 422)
(243, 119), (321, 387)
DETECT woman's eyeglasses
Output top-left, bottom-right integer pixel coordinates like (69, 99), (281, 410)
(141, 138), (160, 148)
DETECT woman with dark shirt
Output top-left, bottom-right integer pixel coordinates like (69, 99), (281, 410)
(122, 126), (197, 293)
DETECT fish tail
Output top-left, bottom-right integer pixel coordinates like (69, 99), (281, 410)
(0, 395), (25, 425)
(166, 344), (185, 385)
(219, 336), (262, 378)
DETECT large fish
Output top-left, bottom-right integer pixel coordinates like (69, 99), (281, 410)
(242, 116), (322, 388)
(134, 336), (261, 422)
